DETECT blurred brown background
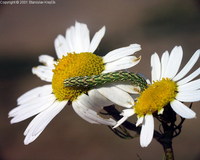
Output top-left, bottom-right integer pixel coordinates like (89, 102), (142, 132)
(0, 0), (200, 159)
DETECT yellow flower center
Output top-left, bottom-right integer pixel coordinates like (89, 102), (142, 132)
(52, 52), (104, 101)
(134, 78), (177, 116)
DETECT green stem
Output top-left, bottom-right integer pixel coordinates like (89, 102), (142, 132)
(163, 145), (174, 160)
(64, 71), (147, 91)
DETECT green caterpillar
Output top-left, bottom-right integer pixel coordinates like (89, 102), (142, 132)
(64, 71), (147, 92)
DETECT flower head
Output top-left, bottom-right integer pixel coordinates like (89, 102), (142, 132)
(114, 46), (200, 147)
(9, 22), (141, 145)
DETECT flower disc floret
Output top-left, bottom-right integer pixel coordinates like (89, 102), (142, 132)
(52, 52), (104, 101)
(134, 78), (178, 116)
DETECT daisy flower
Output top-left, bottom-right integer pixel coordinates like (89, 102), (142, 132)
(114, 46), (200, 147)
(8, 22), (141, 145)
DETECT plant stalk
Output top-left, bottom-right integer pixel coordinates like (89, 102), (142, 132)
(163, 144), (174, 160)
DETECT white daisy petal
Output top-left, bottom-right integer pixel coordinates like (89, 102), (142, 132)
(24, 133), (38, 145)
(163, 46), (183, 79)
(10, 95), (56, 123)
(140, 114), (154, 147)
(9, 93), (55, 118)
(72, 100), (116, 126)
(73, 22), (85, 52)
(177, 67), (200, 85)
(113, 109), (135, 128)
(72, 101), (96, 124)
(178, 79), (200, 91)
(24, 100), (67, 145)
(23, 100), (67, 136)
(97, 85), (134, 108)
(103, 56), (141, 73)
(54, 35), (68, 58)
(77, 93), (110, 112)
(160, 51), (169, 79)
(173, 49), (200, 81)
(67, 26), (77, 52)
(136, 116), (144, 127)
(88, 89), (113, 111)
(39, 55), (55, 67)
(65, 26), (74, 53)
(116, 83), (141, 94)
(17, 85), (52, 105)
(88, 26), (105, 52)
(151, 53), (161, 82)
(73, 22), (90, 52)
(170, 100), (196, 119)
(121, 108), (135, 117)
(176, 90), (200, 102)
(10, 101), (43, 118)
(17, 87), (43, 105)
(32, 65), (53, 82)
(113, 117), (128, 128)
(31, 101), (67, 135)
(65, 22), (90, 53)
(103, 44), (141, 63)
(77, 94), (95, 109)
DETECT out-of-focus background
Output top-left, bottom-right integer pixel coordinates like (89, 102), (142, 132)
(0, 0), (200, 159)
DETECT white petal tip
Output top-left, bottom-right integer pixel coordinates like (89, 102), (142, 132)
(140, 143), (149, 147)
(140, 139), (152, 148)
(24, 140), (30, 145)
(102, 26), (106, 31)
(130, 44), (141, 52)
(130, 43), (141, 48)
(170, 100), (197, 119)
(140, 115), (154, 148)
(113, 122), (122, 129)
(186, 112), (196, 119)
(10, 121), (14, 124)
(10, 119), (17, 124)
(136, 116), (144, 127)
(113, 116), (128, 128)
